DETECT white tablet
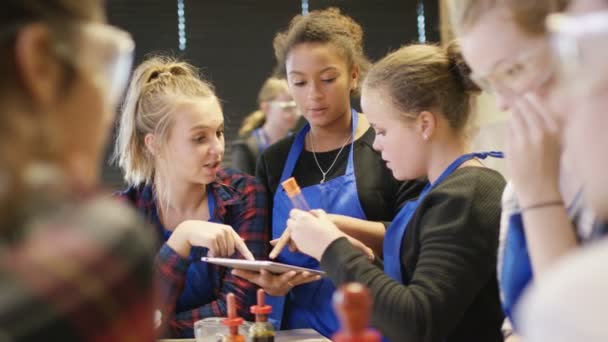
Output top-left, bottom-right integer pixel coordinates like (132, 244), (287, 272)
(201, 257), (326, 276)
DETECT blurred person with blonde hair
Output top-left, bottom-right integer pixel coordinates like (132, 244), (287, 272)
(0, 0), (157, 340)
(449, 0), (607, 338)
(517, 1), (608, 340)
(232, 77), (300, 175)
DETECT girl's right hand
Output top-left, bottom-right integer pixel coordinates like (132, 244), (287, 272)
(167, 220), (254, 260)
(269, 235), (374, 261)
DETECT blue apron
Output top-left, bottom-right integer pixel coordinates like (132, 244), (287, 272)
(160, 188), (219, 313)
(382, 152), (503, 341)
(267, 110), (367, 337)
(500, 190), (583, 328)
(499, 212), (531, 328)
(385, 152), (504, 282)
(383, 152), (503, 341)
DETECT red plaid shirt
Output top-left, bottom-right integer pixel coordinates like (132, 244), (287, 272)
(0, 192), (157, 341)
(119, 168), (269, 338)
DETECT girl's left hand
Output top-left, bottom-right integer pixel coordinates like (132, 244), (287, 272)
(287, 209), (348, 261)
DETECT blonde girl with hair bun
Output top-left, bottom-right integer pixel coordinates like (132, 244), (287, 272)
(114, 56), (269, 338)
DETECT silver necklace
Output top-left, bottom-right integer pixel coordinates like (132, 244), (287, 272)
(308, 131), (352, 184)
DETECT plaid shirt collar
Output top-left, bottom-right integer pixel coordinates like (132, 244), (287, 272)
(136, 169), (242, 222)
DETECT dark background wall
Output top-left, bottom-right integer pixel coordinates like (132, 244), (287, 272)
(103, 0), (439, 189)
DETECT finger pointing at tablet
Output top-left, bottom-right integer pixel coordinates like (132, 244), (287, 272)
(167, 220), (255, 260)
(233, 231), (255, 260)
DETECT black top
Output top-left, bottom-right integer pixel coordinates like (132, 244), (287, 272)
(256, 127), (425, 224)
(321, 167), (506, 342)
(231, 134), (259, 176)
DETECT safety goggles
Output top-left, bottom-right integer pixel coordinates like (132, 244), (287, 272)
(54, 22), (134, 108)
(470, 40), (555, 97)
(269, 100), (298, 111)
(546, 10), (608, 96)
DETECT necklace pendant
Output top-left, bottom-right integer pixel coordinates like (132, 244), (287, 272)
(320, 176), (326, 184)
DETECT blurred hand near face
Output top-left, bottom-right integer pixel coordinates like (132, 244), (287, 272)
(506, 93), (563, 207)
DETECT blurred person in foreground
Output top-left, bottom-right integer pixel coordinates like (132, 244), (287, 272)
(0, 0), (156, 340)
(518, 1), (608, 341)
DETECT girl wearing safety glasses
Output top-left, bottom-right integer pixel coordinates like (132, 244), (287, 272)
(517, 3), (608, 340)
(449, 0), (608, 339)
(0, 0), (157, 340)
(232, 77), (300, 175)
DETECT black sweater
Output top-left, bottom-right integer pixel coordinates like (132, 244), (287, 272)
(256, 127), (425, 224)
(231, 134), (259, 176)
(321, 167), (506, 342)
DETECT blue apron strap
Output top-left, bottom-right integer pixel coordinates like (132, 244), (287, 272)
(208, 186), (216, 221)
(345, 109), (359, 175)
(279, 125), (310, 182)
(432, 151), (504, 186)
(431, 153), (477, 186)
(473, 151), (504, 159)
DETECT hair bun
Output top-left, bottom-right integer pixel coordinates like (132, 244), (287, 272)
(147, 64), (191, 83)
(445, 40), (481, 93)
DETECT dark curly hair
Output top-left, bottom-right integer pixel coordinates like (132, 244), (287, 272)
(273, 7), (371, 97)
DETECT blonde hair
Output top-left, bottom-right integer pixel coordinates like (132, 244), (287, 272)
(238, 77), (289, 137)
(449, 0), (571, 36)
(364, 42), (481, 137)
(113, 56), (216, 188)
